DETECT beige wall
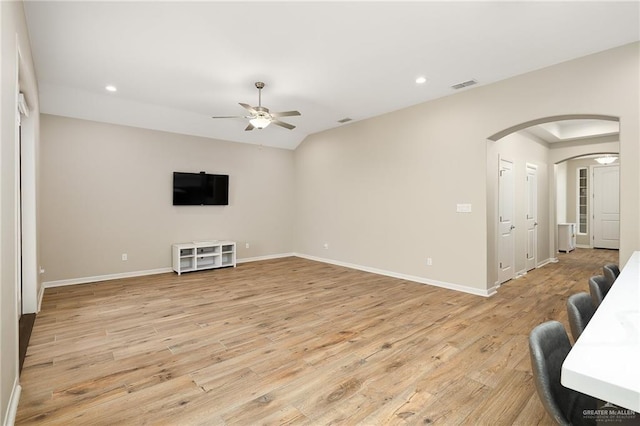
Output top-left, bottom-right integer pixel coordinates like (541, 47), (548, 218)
(556, 161), (568, 224)
(1, 1), (40, 423)
(549, 136), (620, 164)
(295, 105), (490, 292)
(39, 115), (295, 282)
(295, 42), (639, 292)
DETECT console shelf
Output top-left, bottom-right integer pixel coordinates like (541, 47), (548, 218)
(172, 240), (236, 275)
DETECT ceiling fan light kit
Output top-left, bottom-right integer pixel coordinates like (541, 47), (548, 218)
(212, 82), (301, 131)
(249, 116), (271, 129)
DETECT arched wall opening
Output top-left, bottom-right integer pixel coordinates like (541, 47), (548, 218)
(554, 153), (620, 250)
(486, 115), (620, 289)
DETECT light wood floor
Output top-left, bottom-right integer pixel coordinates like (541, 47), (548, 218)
(17, 248), (618, 425)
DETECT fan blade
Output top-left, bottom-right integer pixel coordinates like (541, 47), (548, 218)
(271, 119), (295, 130)
(271, 110), (301, 118)
(245, 123), (255, 131)
(239, 103), (257, 114)
(211, 115), (245, 119)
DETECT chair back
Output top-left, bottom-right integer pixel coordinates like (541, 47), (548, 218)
(529, 321), (597, 425)
(588, 275), (609, 308)
(566, 292), (595, 341)
(603, 263), (620, 288)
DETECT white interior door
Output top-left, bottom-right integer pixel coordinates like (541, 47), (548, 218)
(525, 164), (538, 271)
(592, 165), (620, 249)
(498, 159), (515, 284)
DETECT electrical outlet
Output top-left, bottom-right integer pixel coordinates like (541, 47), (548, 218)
(323, 243), (329, 249)
(39, 266), (45, 274)
(427, 257), (433, 266)
(122, 253), (128, 261)
(245, 243), (250, 249)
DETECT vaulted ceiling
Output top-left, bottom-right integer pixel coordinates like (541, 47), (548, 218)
(24, 1), (640, 149)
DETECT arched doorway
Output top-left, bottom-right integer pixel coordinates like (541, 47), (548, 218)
(486, 115), (620, 288)
(555, 153), (621, 249)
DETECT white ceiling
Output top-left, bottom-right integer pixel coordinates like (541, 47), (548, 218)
(23, 1), (640, 150)
(522, 119), (620, 144)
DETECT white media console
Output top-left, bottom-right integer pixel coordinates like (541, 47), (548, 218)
(172, 240), (236, 275)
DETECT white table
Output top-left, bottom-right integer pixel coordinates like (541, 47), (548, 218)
(562, 251), (640, 412)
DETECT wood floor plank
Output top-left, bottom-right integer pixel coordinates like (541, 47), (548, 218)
(16, 249), (618, 425)
(417, 376), (491, 425)
(356, 384), (437, 425)
(464, 370), (535, 424)
(467, 333), (531, 388)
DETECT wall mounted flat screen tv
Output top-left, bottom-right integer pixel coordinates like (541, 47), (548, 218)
(173, 172), (229, 206)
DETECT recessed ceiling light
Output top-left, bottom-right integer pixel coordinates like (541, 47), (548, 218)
(415, 76), (427, 84)
(105, 85), (117, 92)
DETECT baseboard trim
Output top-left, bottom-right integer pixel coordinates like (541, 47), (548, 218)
(237, 253), (295, 264)
(515, 269), (527, 279)
(41, 254), (296, 289)
(537, 257), (558, 268)
(294, 253), (495, 297)
(4, 379), (21, 426)
(575, 244), (591, 249)
(37, 284), (45, 312)
(39, 252), (496, 298)
(43, 268), (173, 288)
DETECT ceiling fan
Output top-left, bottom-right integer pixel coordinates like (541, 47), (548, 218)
(212, 82), (301, 131)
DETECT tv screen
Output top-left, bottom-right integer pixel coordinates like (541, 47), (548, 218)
(173, 172), (228, 205)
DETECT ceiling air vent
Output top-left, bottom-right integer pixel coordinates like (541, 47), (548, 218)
(451, 79), (478, 90)
(337, 117), (353, 124)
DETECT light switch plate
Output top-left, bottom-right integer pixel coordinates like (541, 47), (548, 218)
(457, 203), (472, 213)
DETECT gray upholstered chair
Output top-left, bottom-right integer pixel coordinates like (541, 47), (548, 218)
(603, 263), (620, 288)
(588, 275), (610, 308)
(529, 321), (598, 425)
(566, 292), (595, 341)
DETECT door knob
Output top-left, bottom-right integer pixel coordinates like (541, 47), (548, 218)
(510, 225), (516, 230)
(534, 222), (538, 226)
